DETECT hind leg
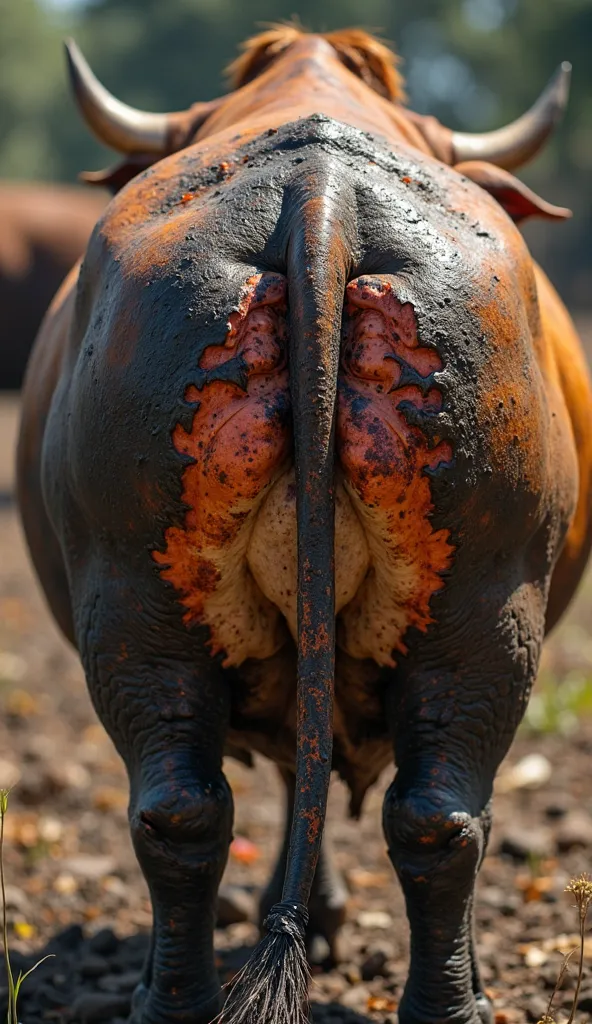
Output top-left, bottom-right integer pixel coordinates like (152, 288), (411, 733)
(77, 566), (233, 1024)
(258, 766), (347, 965)
(471, 808), (494, 1024)
(383, 588), (544, 1024)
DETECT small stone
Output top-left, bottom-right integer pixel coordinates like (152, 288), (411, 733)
(47, 924), (84, 953)
(357, 910), (392, 929)
(496, 753), (552, 793)
(308, 934), (332, 967)
(479, 886), (519, 915)
(80, 955), (111, 979)
(35, 982), (67, 1008)
(38, 816), (63, 843)
(556, 811), (592, 851)
(69, 992), (132, 1022)
(88, 928), (119, 956)
(98, 970), (142, 994)
(545, 800), (569, 820)
(361, 949), (389, 980)
(340, 983), (370, 1009)
(62, 855), (117, 879)
(0, 652), (27, 682)
(525, 995), (549, 1022)
(49, 761), (91, 791)
(0, 758), (21, 788)
(2, 884), (30, 914)
(578, 989), (592, 1012)
(340, 963), (362, 985)
(216, 885), (254, 927)
(102, 876), (128, 898)
(118, 933), (150, 966)
(54, 873), (78, 895)
(498, 827), (553, 861)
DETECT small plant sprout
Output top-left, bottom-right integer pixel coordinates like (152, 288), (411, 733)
(1, 788), (53, 1024)
(564, 873), (592, 1024)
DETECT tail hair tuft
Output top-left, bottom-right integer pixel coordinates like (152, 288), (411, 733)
(216, 901), (310, 1024)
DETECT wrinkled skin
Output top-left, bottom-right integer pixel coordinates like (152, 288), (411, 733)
(17, 34), (592, 1024)
(0, 183), (105, 388)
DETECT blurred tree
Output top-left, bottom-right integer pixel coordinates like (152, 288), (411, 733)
(0, 0), (64, 178)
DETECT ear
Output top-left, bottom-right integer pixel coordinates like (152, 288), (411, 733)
(455, 160), (571, 223)
(78, 98), (225, 196)
(80, 155), (156, 195)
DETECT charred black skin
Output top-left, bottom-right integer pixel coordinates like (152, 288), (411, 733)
(17, 116), (568, 1024)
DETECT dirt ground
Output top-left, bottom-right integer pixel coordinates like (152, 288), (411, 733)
(3, 371), (592, 1024)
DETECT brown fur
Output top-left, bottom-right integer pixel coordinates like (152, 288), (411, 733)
(226, 23), (406, 103)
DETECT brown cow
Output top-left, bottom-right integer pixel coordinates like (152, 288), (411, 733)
(0, 182), (105, 388)
(17, 26), (592, 1024)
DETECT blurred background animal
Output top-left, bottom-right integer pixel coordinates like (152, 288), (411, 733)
(0, 183), (105, 389)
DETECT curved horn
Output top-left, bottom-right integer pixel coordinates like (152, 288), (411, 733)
(452, 62), (571, 171)
(65, 39), (169, 155)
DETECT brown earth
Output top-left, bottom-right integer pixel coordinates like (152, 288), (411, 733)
(2, 372), (592, 1024)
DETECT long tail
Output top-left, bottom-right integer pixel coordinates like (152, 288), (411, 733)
(218, 165), (354, 1024)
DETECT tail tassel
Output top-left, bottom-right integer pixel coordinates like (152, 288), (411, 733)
(217, 902), (310, 1024)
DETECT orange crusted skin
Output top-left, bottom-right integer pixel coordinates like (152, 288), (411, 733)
(153, 273), (292, 663)
(153, 271), (456, 671)
(337, 278), (454, 665)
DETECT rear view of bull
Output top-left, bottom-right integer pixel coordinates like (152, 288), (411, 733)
(17, 25), (592, 1024)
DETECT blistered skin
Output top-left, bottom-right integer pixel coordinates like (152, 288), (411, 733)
(154, 272), (455, 672)
(153, 274), (291, 665)
(337, 278), (454, 665)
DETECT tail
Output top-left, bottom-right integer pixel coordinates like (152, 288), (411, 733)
(218, 165), (354, 1023)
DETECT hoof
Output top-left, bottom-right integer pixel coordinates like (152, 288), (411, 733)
(475, 993), (494, 1024)
(398, 992), (484, 1024)
(129, 982), (149, 1023)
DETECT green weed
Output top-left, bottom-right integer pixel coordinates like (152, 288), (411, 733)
(0, 789), (52, 1024)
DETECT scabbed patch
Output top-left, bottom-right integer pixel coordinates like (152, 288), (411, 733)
(337, 277), (454, 665)
(155, 274), (454, 668)
(153, 273), (291, 665)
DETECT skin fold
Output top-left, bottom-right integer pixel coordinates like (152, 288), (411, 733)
(17, 29), (592, 1024)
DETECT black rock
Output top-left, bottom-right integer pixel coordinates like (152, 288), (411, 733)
(88, 929), (119, 957)
(525, 995), (549, 1022)
(80, 955), (111, 979)
(69, 991), (132, 1022)
(578, 989), (592, 1012)
(48, 924), (85, 953)
(498, 827), (552, 861)
(35, 981), (69, 1008)
(97, 970), (142, 994)
(361, 948), (389, 981)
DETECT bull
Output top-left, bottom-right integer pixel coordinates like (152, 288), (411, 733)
(17, 25), (592, 1024)
(0, 183), (104, 388)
